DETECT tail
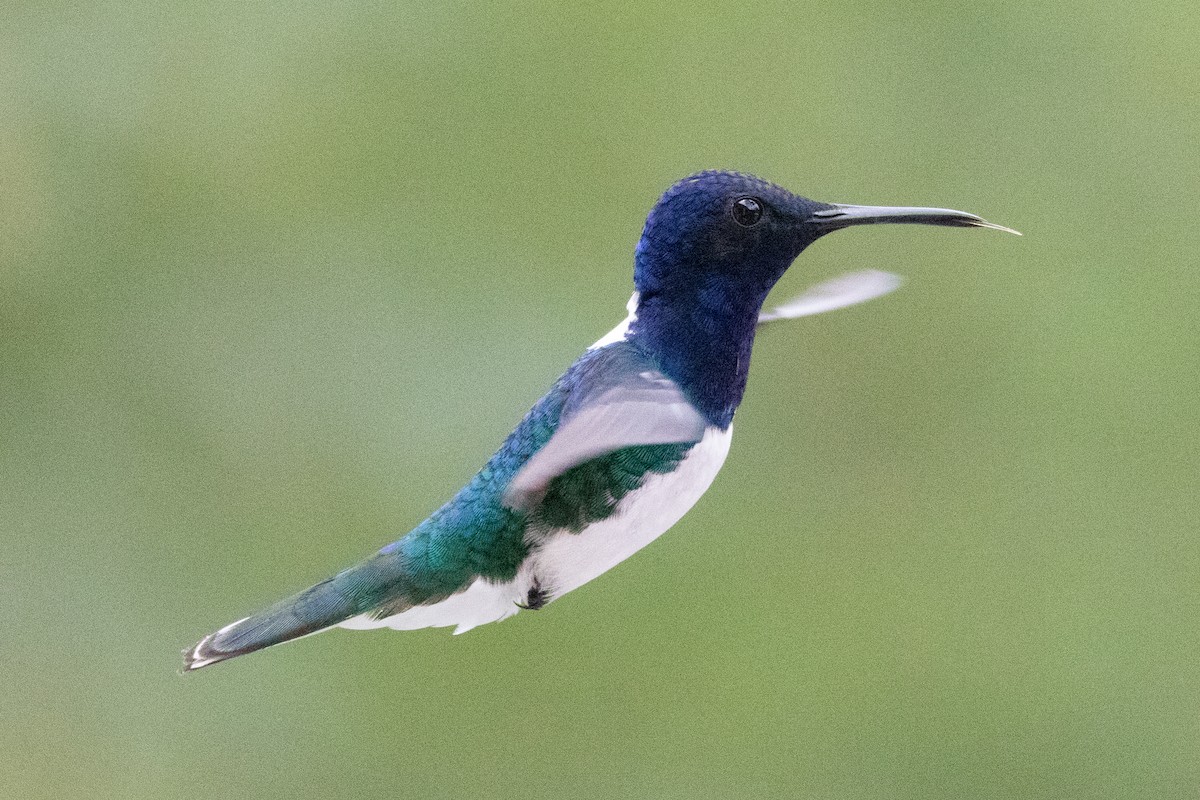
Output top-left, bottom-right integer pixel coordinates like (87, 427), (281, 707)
(182, 578), (358, 672)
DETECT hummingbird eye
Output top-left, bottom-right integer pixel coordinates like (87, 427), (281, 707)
(731, 196), (764, 227)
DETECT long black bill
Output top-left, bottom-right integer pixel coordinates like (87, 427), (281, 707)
(811, 203), (1020, 235)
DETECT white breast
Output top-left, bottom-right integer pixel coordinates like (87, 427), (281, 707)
(518, 425), (732, 600)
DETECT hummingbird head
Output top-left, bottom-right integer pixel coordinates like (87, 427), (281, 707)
(627, 170), (1015, 427)
(633, 170), (1014, 308)
(633, 171), (822, 305)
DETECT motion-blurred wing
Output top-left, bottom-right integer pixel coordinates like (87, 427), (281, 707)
(503, 347), (708, 512)
(758, 269), (903, 325)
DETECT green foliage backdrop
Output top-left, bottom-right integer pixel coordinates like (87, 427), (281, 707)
(4, 1), (1198, 797)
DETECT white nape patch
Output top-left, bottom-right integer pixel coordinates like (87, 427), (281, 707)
(339, 575), (522, 635)
(588, 292), (639, 350)
(519, 425), (733, 600)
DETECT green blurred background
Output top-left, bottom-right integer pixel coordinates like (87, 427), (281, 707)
(4, 1), (1198, 797)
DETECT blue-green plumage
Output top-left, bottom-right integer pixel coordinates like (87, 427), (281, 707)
(185, 342), (698, 666)
(183, 170), (1012, 671)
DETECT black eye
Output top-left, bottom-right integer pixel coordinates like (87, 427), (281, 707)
(731, 196), (764, 227)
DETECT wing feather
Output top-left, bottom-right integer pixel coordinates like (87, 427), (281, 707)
(758, 270), (902, 324)
(503, 346), (708, 511)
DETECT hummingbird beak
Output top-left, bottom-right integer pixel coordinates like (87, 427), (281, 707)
(810, 203), (1021, 235)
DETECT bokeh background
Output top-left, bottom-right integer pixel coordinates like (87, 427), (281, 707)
(4, 1), (1198, 797)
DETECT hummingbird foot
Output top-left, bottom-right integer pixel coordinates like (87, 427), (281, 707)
(516, 581), (550, 611)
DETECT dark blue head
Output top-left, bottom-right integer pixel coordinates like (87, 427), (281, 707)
(626, 170), (1010, 427)
(633, 171), (833, 306)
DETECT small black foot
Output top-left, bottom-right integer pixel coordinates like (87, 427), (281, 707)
(516, 581), (550, 611)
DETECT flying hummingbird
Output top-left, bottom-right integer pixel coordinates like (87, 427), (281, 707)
(183, 170), (1015, 671)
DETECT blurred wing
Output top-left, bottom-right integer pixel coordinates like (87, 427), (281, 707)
(503, 354), (708, 512)
(758, 269), (903, 325)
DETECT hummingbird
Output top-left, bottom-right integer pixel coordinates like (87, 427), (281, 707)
(183, 170), (1015, 671)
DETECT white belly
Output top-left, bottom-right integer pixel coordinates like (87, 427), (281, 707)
(340, 426), (732, 635)
(519, 426), (732, 600)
